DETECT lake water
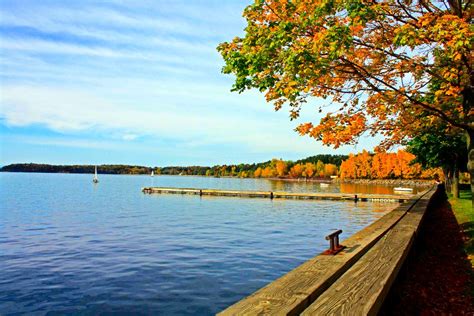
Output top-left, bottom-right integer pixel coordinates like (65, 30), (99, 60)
(0, 173), (400, 315)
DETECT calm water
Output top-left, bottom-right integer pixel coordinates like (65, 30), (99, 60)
(0, 173), (399, 315)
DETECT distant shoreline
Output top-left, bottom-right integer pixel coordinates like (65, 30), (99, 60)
(1, 170), (434, 186)
(334, 178), (433, 187)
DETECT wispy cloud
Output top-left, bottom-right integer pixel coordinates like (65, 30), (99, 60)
(0, 0), (375, 165)
(8, 136), (122, 150)
(0, 85), (331, 153)
(0, 37), (219, 67)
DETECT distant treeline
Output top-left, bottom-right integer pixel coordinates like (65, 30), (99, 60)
(0, 154), (349, 178)
(0, 152), (446, 180)
(0, 163), (153, 175)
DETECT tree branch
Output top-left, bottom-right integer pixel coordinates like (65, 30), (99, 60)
(341, 57), (470, 130)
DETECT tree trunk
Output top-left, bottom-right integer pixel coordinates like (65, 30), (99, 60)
(442, 167), (449, 190)
(452, 165), (460, 199)
(442, 167), (450, 193)
(467, 129), (474, 207)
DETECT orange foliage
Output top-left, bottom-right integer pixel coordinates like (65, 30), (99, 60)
(275, 160), (288, 177)
(219, 1), (473, 151)
(340, 154), (357, 179)
(340, 150), (422, 179)
(303, 162), (316, 178)
(420, 168), (445, 180)
(324, 164), (338, 177)
(289, 164), (304, 178)
(261, 166), (275, 178)
(355, 150), (372, 178)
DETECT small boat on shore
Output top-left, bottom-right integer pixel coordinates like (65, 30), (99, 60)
(394, 187), (412, 192)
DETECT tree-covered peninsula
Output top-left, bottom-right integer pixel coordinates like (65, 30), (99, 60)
(1, 151), (449, 181)
(0, 154), (348, 177)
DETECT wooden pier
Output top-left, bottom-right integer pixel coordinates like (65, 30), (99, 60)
(142, 187), (415, 203)
(218, 187), (436, 315)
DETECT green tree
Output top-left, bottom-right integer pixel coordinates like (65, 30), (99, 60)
(407, 128), (467, 198)
(316, 160), (325, 177)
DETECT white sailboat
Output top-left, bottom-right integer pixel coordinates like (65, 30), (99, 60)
(151, 170), (154, 177)
(93, 166), (99, 183)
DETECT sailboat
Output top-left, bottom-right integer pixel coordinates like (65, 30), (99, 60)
(151, 170), (154, 177)
(93, 166), (99, 183)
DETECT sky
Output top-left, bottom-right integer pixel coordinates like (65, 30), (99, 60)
(0, 0), (380, 167)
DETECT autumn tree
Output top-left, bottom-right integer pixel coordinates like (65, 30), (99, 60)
(254, 167), (263, 178)
(316, 160), (325, 177)
(340, 154), (357, 179)
(371, 153), (386, 179)
(324, 163), (338, 177)
(275, 159), (288, 177)
(289, 163), (304, 178)
(261, 166), (276, 177)
(231, 166), (237, 177)
(218, 0), (473, 203)
(340, 150), (421, 179)
(355, 150), (372, 178)
(304, 162), (316, 178)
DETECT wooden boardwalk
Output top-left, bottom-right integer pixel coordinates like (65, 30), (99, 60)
(218, 187), (436, 315)
(142, 187), (414, 203)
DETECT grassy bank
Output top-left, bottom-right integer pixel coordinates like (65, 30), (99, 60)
(449, 190), (474, 266)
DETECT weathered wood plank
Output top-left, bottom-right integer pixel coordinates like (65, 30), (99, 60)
(301, 192), (434, 316)
(217, 188), (434, 315)
(218, 211), (402, 316)
(218, 188), (434, 315)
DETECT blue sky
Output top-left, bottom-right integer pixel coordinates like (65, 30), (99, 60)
(0, 0), (379, 167)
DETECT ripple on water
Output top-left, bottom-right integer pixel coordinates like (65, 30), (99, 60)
(0, 173), (399, 315)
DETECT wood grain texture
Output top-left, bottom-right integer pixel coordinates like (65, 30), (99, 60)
(301, 193), (434, 316)
(218, 188), (435, 315)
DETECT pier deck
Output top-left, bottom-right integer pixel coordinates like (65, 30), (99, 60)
(142, 187), (415, 203)
(218, 187), (436, 315)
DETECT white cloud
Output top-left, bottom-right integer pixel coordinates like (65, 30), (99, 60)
(122, 133), (139, 141)
(0, 3), (243, 40)
(0, 0), (380, 165)
(15, 136), (121, 150)
(0, 85), (336, 155)
(0, 38), (218, 67)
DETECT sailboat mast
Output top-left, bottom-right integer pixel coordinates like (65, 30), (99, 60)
(93, 165), (99, 183)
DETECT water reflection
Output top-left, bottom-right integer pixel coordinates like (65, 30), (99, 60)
(0, 173), (400, 315)
(340, 183), (394, 194)
(266, 179), (423, 195)
(339, 183), (423, 195)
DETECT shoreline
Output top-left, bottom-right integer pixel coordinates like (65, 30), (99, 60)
(333, 178), (434, 187)
(1, 171), (435, 186)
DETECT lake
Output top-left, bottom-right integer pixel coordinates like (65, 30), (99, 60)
(0, 173), (400, 315)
